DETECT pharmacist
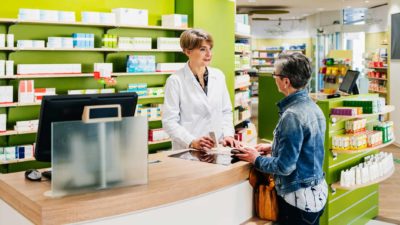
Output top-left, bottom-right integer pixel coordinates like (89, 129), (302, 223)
(162, 29), (240, 150)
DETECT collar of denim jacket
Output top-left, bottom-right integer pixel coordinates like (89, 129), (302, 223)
(276, 88), (308, 113)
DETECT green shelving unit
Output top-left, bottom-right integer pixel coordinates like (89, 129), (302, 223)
(0, 0), (236, 173)
(316, 94), (391, 225)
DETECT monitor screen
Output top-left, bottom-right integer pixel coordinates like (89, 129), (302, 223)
(339, 70), (360, 94)
(35, 93), (138, 162)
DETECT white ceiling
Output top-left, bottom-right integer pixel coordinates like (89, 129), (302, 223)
(236, 0), (388, 20)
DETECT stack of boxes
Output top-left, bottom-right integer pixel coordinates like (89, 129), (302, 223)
(113, 8), (148, 26)
(161, 14), (188, 28)
(136, 104), (162, 121)
(342, 97), (386, 114)
(68, 88), (115, 95)
(81, 11), (116, 24)
(126, 55), (156, 72)
(0, 145), (35, 162)
(18, 9), (75, 22)
(14, 119), (38, 132)
(235, 14), (250, 35)
(121, 83), (164, 97)
(72, 33), (95, 48)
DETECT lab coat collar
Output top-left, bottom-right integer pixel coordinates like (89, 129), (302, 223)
(183, 62), (213, 115)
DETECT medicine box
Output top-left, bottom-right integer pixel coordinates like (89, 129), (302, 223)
(0, 114), (6, 131)
(156, 63), (185, 72)
(18, 80), (35, 103)
(0, 86), (13, 103)
(157, 37), (181, 50)
(112, 8), (148, 26)
(126, 55), (155, 73)
(161, 14), (188, 28)
(17, 64), (82, 74)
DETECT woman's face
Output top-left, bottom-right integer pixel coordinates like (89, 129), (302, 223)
(184, 41), (212, 67)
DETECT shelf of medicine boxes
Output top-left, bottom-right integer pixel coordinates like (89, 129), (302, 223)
(0, 72), (173, 79)
(0, 47), (182, 53)
(368, 89), (387, 95)
(0, 18), (190, 31)
(332, 139), (395, 155)
(330, 105), (395, 123)
(234, 99), (251, 108)
(235, 82), (251, 90)
(0, 95), (165, 109)
(331, 164), (395, 190)
(0, 158), (36, 165)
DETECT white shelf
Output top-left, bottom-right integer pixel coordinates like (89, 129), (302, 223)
(0, 158), (36, 165)
(0, 72), (174, 79)
(331, 167), (395, 190)
(0, 102), (41, 108)
(0, 47), (182, 52)
(235, 33), (252, 39)
(148, 139), (171, 145)
(368, 67), (388, 70)
(0, 18), (189, 31)
(330, 105), (395, 121)
(234, 82), (251, 90)
(113, 72), (172, 76)
(0, 73), (93, 79)
(0, 129), (37, 137)
(148, 117), (162, 122)
(332, 139), (395, 154)
(138, 95), (164, 100)
(367, 77), (387, 81)
(369, 89), (387, 95)
(234, 116), (251, 126)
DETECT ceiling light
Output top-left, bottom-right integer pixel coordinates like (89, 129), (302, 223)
(365, 0), (369, 2)
(346, 5), (351, 8)
(317, 8), (324, 11)
(248, 0), (256, 2)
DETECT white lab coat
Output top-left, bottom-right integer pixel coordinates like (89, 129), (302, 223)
(162, 63), (234, 150)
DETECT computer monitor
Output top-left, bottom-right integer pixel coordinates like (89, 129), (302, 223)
(339, 70), (360, 95)
(35, 93), (138, 162)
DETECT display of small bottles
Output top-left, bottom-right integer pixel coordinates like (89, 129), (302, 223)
(345, 118), (367, 134)
(339, 152), (394, 187)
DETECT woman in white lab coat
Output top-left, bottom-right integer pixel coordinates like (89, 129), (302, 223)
(162, 29), (238, 150)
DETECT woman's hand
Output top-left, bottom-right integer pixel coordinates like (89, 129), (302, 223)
(221, 136), (242, 148)
(190, 136), (215, 151)
(235, 147), (260, 164)
(255, 143), (272, 155)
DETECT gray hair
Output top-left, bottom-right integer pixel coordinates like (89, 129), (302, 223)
(274, 52), (312, 89)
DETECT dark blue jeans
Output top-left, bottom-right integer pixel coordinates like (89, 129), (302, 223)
(277, 195), (325, 225)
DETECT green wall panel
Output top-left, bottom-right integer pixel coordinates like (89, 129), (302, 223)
(258, 73), (284, 141)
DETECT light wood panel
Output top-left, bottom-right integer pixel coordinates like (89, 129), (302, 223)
(0, 151), (251, 225)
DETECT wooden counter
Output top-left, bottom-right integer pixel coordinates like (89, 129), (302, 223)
(0, 151), (252, 225)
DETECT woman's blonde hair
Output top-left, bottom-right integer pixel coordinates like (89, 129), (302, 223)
(180, 29), (213, 50)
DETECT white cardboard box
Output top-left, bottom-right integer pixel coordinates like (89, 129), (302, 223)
(17, 64), (81, 74)
(235, 22), (251, 35)
(0, 86), (13, 102)
(0, 114), (6, 131)
(157, 37), (181, 50)
(18, 80), (35, 103)
(94, 63), (113, 78)
(112, 8), (148, 26)
(161, 14), (188, 28)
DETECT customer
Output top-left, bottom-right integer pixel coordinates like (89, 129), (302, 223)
(236, 53), (327, 225)
(162, 29), (239, 150)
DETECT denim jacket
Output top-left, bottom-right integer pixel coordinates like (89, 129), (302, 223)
(254, 89), (326, 195)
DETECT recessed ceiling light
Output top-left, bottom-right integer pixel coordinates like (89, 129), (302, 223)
(346, 6), (351, 8)
(317, 8), (324, 11)
(365, 0), (370, 2)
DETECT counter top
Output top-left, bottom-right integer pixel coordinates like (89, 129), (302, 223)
(0, 151), (251, 225)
